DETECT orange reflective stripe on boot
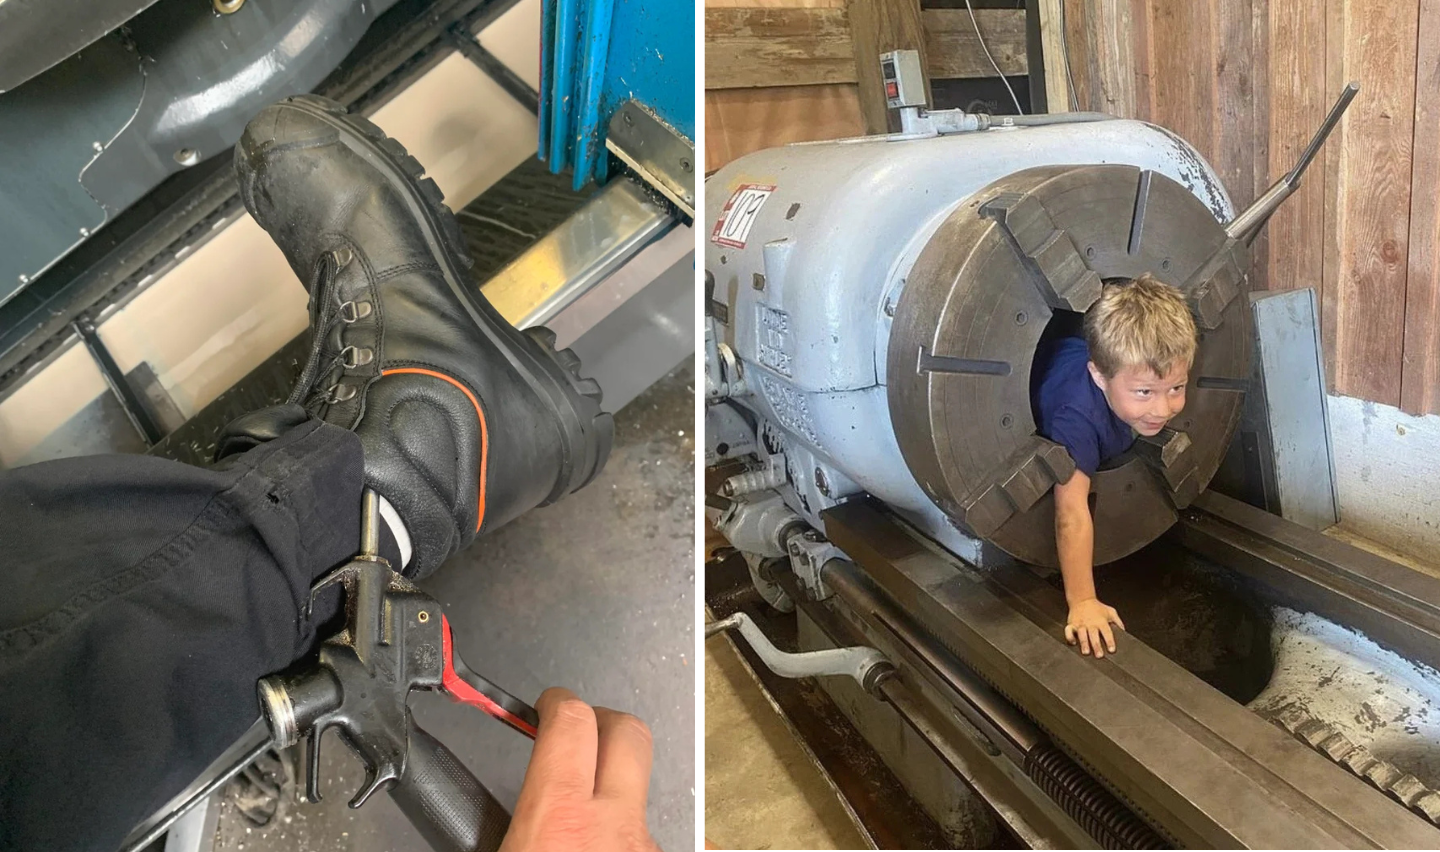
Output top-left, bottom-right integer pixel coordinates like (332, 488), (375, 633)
(382, 368), (488, 532)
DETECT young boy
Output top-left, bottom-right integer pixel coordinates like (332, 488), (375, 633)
(1031, 274), (1197, 658)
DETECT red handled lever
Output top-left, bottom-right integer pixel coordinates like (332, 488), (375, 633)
(440, 615), (539, 739)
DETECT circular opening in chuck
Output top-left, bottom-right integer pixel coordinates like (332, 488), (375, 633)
(888, 164), (1251, 567)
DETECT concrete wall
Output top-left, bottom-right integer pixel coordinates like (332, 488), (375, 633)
(1328, 394), (1440, 566)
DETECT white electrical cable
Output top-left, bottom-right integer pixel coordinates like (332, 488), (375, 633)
(964, 0), (1025, 115)
(1055, 0), (1081, 111)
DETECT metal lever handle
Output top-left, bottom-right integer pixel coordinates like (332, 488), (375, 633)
(707, 611), (894, 694)
(389, 712), (512, 852)
(1226, 81), (1359, 244)
(440, 615), (540, 738)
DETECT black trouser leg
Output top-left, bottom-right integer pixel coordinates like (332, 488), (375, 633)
(0, 418), (364, 852)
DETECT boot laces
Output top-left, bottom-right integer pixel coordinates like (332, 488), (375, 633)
(289, 253), (372, 409)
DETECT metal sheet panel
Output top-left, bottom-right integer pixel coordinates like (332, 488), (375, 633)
(600, 0), (695, 140)
(0, 0), (162, 92)
(479, 177), (672, 328)
(1252, 288), (1339, 529)
(0, 36), (143, 307)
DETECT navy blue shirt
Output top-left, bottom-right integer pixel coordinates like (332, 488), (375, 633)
(1031, 336), (1135, 476)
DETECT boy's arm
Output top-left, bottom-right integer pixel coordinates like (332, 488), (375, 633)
(1054, 470), (1126, 657)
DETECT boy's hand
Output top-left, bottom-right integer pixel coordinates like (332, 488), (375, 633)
(1065, 598), (1125, 658)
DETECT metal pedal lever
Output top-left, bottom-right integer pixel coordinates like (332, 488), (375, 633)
(706, 611), (895, 695)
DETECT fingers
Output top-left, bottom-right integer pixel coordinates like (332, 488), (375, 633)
(1100, 622), (1117, 654)
(1064, 624), (1076, 645)
(593, 707), (653, 807)
(1089, 627), (1104, 658)
(1108, 606), (1127, 632)
(521, 688), (599, 801)
(1075, 626), (1091, 656)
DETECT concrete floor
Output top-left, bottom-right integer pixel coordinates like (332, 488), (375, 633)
(211, 362), (696, 852)
(704, 637), (868, 851)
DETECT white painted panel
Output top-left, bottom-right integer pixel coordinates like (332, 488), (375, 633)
(1328, 394), (1440, 567)
(97, 224), (306, 417)
(0, 343), (109, 466)
(372, 51), (537, 207)
(477, 0), (542, 90)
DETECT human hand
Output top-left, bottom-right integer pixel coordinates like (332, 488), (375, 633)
(501, 688), (661, 852)
(1064, 598), (1125, 658)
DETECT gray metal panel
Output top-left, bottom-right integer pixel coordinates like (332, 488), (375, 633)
(565, 248), (694, 415)
(0, 35), (143, 307)
(83, 0), (395, 214)
(1251, 288), (1339, 529)
(0, 0), (401, 297)
(0, 0), (162, 92)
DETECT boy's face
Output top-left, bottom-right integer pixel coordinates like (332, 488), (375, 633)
(1088, 359), (1189, 437)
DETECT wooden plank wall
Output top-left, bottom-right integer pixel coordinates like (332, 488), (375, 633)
(1062, 0), (1440, 414)
(704, 0), (865, 174)
(704, 1), (1029, 171)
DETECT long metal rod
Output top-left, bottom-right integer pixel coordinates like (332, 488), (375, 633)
(820, 559), (1044, 765)
(74, 316), (166, 445)
(360, 488), (381, 559)
(1226, 82), (1358, 243)
(767, 564), (1098, 849)
(1288, 82), (1360, 184)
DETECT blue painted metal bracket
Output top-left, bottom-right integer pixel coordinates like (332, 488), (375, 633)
(539, 0), (694, 191)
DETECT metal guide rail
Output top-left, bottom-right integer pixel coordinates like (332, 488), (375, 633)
(1178, 490), (1440, 674)
(813, 497), (1440, 849)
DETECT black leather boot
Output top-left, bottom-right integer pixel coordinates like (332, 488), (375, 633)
(230, 95), (612, 578)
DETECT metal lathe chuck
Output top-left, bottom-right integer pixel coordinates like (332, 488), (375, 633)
(888, 164), (1250, 566)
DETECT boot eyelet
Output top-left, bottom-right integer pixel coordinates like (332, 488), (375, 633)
(332, 247), (354, 268)
(325, 383), (358, 403)
(341, 346), (374, 368)
(339, 300), (372, 323)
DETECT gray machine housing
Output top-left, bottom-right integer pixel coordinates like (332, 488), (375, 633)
(705, 120), (1235, 564)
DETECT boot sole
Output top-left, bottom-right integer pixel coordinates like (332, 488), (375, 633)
(278, 94), (613, 502)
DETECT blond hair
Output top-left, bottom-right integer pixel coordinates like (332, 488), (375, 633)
(1083, 274), (1197, 378)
